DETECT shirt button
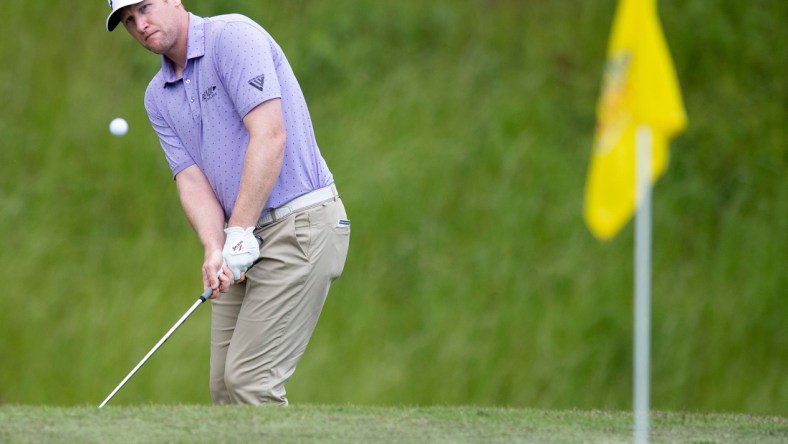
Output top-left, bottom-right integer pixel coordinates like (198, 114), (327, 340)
(190, 98), (194, 103)
(185, 79), (191, 84)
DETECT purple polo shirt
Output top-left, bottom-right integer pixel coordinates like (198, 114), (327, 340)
(144, 13), (333, 220)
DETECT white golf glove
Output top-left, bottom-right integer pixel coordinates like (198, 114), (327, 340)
(222, 227), (261, 280)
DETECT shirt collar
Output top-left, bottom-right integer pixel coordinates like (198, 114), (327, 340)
(160, 13), (205, 85)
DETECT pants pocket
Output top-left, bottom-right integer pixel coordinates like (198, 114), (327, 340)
(293, 211), (311, 258)
(328, 204), (350, 280)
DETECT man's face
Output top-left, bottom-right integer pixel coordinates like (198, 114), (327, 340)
(120, 0), (181, 55)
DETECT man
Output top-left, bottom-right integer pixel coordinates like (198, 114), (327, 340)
(106, 0), (350, 405)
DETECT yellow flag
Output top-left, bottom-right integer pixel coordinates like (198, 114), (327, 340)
(584, 0), (687, 240)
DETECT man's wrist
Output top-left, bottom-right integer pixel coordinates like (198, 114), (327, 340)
(204, 240), (224, 254)
(227, 214), (258, 228)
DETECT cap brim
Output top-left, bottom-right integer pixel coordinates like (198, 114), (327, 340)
(106, 10), (123, 32)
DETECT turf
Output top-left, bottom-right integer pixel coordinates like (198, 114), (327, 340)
(1, 405), (786, 444)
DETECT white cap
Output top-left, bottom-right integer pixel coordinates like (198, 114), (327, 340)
(106, 0), (144, 32)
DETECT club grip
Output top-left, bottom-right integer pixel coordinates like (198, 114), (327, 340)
(200, 287), (213, 301)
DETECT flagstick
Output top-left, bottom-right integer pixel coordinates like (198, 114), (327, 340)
(634, 125), (653, 444)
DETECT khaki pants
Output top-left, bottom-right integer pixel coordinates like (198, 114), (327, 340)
(209, 198), (350, 405)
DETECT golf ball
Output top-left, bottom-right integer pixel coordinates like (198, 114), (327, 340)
(109, 118), (128, 136)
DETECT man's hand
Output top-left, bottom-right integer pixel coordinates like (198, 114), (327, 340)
(203, 249), (231, 298)
(222, 227), (261, 280)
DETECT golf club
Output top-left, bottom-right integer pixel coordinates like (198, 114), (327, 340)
(99, 237), (261, 408)
(98, 286), (213, 408)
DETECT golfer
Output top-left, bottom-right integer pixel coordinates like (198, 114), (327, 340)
(106, 0), (350, 405)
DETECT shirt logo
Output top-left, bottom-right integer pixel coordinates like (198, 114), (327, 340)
(202, 86), (218, 102)
(248, 74), (265, 92)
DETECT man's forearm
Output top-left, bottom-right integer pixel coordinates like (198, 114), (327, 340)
(176, 165), (226, 252)
(228, 136), (283, 228)
(228, 99), (286, 228)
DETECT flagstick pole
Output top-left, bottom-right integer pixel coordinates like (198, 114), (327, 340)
(634, 125), (653, 444)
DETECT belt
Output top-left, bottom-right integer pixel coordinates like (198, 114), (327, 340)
(256, 184), (339, 227)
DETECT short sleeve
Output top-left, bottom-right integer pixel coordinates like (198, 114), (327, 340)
(214, 21), (282, 118)
(145, 87), (195, 178)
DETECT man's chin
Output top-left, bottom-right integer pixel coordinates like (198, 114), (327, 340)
(144, 42), (165, 55)
(142, 35), (165, 54)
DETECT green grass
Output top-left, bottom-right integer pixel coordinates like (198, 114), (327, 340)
(1, 0), (786, 415)
(1, 405), (786, 443)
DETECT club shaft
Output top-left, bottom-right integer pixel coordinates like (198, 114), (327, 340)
(99, 292), (210, 408)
